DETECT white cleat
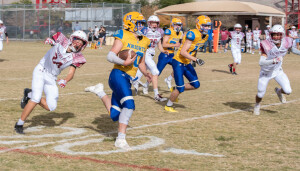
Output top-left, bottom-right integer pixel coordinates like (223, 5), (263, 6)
(164, 78), (172, 89)
(253, 104), (260, 115)
(115, 138), (131, 150)
(275, 87), (286, 103)
(85, 83), (104, 94)
(154, 94), (168, 102)
(143, 85), (148, 95)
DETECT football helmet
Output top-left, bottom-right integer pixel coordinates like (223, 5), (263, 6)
(148, 15), (160, 32)
(70, 30), (88, 53)
(291, 26), (296, 29)
(269, 24), (285, 44)
(196, 15), (211, 34)
(0, 20), (3, 24)
(234, 23), (242, 33)
(123, 11), (146, 36)
(171, 18), (182, 32)
(266, 25), (270, 28)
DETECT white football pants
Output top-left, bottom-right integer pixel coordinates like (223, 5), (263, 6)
(231, 48), (242, 64)
(31, 64), (59, 111)
(257, 68), (292, 98)
(135, 52), (159, 82)
(0, 41), (3, 51)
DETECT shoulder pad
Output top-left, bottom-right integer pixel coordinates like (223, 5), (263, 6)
(164, 28), (172, 35)
(186, 31), (196, 41)
(113, 29), (124, 40)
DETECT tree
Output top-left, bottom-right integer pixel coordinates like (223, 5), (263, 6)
(155, 0), (194, 8)
(136, 0), (149, 7)
(12, 0), (32, 4)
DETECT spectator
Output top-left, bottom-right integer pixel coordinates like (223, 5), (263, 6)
(73, 21), (82, 32)
(203, 27), (213, 53)
(98, 26), (106, 49)
(219, 27), (229, 52)
(87, 27), (93, 47)
(297, 29), (300, 49)
(289, 26), (299, 48)
(243, 24), (249, 53)
(94, 25), (99, 43)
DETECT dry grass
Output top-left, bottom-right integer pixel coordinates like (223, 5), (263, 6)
(0, 41), (299, 170)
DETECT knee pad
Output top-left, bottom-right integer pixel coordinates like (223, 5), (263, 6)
(191, 81), (200, 89)
(110, 105), (121, 121)
(31, 92), (42, 104)
(47, 100), (57, 111)
(119, 108), (133, 125)
(176, 86), (185, 93)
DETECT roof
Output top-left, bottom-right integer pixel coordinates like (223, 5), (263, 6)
(154, 1), (285, 17)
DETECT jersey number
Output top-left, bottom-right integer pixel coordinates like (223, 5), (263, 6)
(52, 53), (63, 68)
(133, 51), (144, 67)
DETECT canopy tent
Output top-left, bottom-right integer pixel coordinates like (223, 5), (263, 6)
(154, 1), (285, 26)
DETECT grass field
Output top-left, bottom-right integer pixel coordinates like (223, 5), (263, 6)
(0, 41), (299, 170)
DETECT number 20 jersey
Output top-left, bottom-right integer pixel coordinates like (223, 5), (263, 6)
(113, 29), (150, 77)
(142, 27), (164, 55)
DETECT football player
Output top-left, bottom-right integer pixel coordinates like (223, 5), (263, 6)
(289, 26), (299, 48)
(157, 18), (183, 89)
(164, 15), (209, 112)
(245, 28), (253, 54)
(264, 25), (271, 40)
(14, 31), (88, 134)
(253, 26), (262, 54)
(0, 20), (9, 52)
(253, 25), (293, 115)
(85, 12), (151, 150)
(226, 23), (245, 75)
(133, 15), (168, 101)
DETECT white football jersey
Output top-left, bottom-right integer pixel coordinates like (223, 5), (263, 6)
(289, 30), (298, 37)
(246, 32), (253, 41)
(142, 27), (164, 54)
(264, 30), (271, 40)
(253, 30), (261, 40)
(39, 32), (86, 77)
(260, 37), (293, 72)
(229, 31), (245, 50)
(0, 26), (7, 41)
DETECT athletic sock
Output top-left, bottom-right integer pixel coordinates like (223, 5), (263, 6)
(28, 92), (32, 98)
(166, 99), (173, 107)
(233, 68), (236, 72)
(167, 75), (173, 81)
(117, 132), (126, 139)
(153, 88), (159, 96)
(96, 91), (107, 99)
(17, 119), (24, 126)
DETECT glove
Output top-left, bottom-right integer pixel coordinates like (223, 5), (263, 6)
(273, 56), (283, 64)
(57, 79), (67, 88)
(44, 38), (55, 46)
(195, 58), (205, 66)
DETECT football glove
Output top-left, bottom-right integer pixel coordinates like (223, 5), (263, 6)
(44, 38), (55, 46)
(196, 58), (205, 66)
(57, 79), (67, 88)
(273, 56), (283, 64)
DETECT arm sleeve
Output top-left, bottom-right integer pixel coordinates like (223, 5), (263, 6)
(107, 51), (124, 65)
(259, 56), (274, 66)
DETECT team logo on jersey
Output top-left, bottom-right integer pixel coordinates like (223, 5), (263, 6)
(187, 32), (193, 39)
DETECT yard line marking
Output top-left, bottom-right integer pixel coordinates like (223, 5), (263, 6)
(0, 147), (180, 171)
(161, 148), (225, 157)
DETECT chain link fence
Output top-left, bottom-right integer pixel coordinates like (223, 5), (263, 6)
(0, 3), (140, 40)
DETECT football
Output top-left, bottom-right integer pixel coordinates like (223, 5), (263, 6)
(118, 49), (136, 60)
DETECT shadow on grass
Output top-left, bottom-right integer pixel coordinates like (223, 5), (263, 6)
(81, 114), (119, 137)
(0, 59), (8, 62)
(223, 101), (277, 114)
(27, 112), (75, 127)
(139, 94), (186, 109)
(211, 69), (231, 74)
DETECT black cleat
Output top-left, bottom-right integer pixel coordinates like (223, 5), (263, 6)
(232, 72), (238, 75)
(21, 88), (32, 109)
(228, 64), (232, 73)
(14, 123), (24, 134)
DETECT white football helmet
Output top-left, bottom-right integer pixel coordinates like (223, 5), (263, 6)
(266, 25), (270, 28)
(70, 30), (88, 53)
(234, 23), (242, 33)
(0, 20), (3, 24)
(291, 26), (296, 29)
(269, 24), (285, 44)
(148, 15), (160, 31)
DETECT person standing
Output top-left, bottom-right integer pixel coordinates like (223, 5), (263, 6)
(264, 25), (271, 40)
(245, 28), (253, 54)
(253, 26), (262, 54)
(219, 27), (229, 52)
(99, 26), (106, 49)
(243, 24), (249, 53)
(0, 20), (9, 52)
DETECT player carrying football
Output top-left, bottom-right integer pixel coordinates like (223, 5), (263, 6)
(85, 12), (151, 150)
(14, 31), (88, 134)
(226, 23), (245, 75)
(253, 25), (293, 115)
(133, 15), (168, 101)
(164, 15), (209, 112)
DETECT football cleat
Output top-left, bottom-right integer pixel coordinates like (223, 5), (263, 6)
(275, 87), (286, 103)
(14, 123), (24, 134)
(85, 83), (104, 94)
(164, 105), (178, 113)
(253, 104), (260, 115)
(232, 72), (237, 75)
(164, 78), (172, 90)
(154, 94), (167, 102)
(115, 138), (131, 150)
(228, 64), (232, 73)
(21, 88), (32, 109)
